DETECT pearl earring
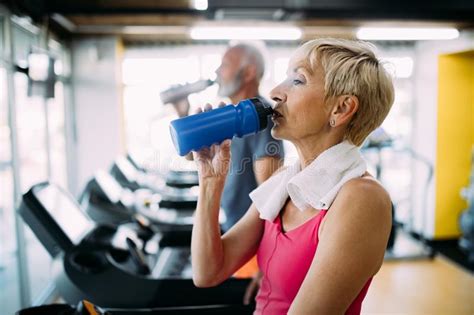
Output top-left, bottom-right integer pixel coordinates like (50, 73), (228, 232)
(330, 119), (336, 127)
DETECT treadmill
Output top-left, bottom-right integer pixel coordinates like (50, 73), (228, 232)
(110, 155), (198, 210)
(80, 170), (198, 275)
(80, 171), (195, 235)
(17, 300), (253, 314)
(18, 182), (251, 309)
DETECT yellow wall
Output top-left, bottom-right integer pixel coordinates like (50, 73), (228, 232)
(436, 51), (474, 238)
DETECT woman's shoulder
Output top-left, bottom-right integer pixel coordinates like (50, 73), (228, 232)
(342, 173), (389, 203)
(319, 174), (392, 243)
(329, 174), (391, 222)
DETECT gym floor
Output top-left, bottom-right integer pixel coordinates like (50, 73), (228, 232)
(363, 256), (473, 314)
(362, 230), (473, 314)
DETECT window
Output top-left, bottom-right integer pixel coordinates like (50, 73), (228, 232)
(47, 82), (67, 188)
(11, 24), (70, 304)
(0, 65), (22, 315)
(47, 39), (68, 189)
(15, 72), (48, 191)
(0, 14), (72, 310)
(361, 45), (417, 225)
(12, 22), (39, 67)
(122, 45), (224, 171)
(0, 17), (3, 58)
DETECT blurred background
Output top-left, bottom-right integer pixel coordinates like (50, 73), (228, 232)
(0, 0), (473, 314)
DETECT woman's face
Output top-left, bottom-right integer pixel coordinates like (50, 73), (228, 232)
(269, 50), (332, 142)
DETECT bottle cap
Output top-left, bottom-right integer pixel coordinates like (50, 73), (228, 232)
(250, 98), (274, 131)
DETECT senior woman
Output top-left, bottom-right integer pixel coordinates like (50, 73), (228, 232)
(191, 38), (394, 315)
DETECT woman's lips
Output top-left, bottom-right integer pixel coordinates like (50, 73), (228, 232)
(272, 110), (283, 119)
(271, 114), (283, 124)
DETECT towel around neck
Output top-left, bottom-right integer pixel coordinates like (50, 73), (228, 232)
(249, 140), (367, 221)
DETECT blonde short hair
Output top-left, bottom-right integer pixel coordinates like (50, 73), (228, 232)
(298, 38), (394, 146)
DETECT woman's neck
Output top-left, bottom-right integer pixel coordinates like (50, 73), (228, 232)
(294, 135), (343, 169)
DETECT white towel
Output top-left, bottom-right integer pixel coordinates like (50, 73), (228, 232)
(249, 140), (367, 221)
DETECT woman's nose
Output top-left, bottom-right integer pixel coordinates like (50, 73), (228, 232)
(270, 83), (286, 105)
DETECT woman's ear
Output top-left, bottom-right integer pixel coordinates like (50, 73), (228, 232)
(330, 95), (359, 127)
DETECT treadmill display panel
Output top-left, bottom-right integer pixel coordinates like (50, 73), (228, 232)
(35, 184), (94, 245)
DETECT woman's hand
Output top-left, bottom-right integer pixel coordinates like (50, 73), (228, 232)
(192, 103), (231, 183)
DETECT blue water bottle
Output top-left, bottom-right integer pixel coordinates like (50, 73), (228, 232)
(169, 98), (273, 156)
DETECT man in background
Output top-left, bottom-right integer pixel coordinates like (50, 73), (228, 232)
(173, 43), (284, 232)
(172, 44), (283, 304)
(215, 43), (284, 232)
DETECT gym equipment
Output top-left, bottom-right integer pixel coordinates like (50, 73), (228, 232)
(80, 170), (195, 228)
(110, 156), (143, 192)
(17, 299), (253, 314)
(108, 157), (198, 210)
(165, 169), (198, 189)
(459, 147), (474, 262)
(18, 182), (251, 309)
(116, 154), (199, 190)
(362, 128), (434, 260)
(82, 166), (202, 256)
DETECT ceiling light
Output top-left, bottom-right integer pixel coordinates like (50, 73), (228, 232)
(190, 26), (302, 40)
(192, 0), (208, 11)
(356, 27), (459, 41)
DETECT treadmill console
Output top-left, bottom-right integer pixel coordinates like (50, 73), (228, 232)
(110, 156), (141, 191)
(19, 182), (95, 257)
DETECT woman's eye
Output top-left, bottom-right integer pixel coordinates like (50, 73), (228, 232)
(293, 79), (303, 85)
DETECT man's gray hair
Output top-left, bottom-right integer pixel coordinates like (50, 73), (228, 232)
(231, 43), (265, 82)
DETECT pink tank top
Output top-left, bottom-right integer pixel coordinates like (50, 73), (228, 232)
(254, 210), (372, 315)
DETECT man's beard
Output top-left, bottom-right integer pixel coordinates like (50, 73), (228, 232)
(217, 70), (243, 98)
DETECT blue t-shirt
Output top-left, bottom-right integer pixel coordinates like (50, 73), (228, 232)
(221, 115), (284, 232)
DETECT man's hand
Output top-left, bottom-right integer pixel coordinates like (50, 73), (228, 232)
(171, 98), (191, 117)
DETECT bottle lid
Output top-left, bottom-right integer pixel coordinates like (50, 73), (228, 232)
(250, 98), (273, 131)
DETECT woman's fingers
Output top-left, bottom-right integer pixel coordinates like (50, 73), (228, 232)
(192, 104), (210, 115)
(210, 143), (217, 157)
(204, 103), (213, 112)
(219, 139), (231, 160)
(194, 102), (226, 114)
(191, 103), (231, 175)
